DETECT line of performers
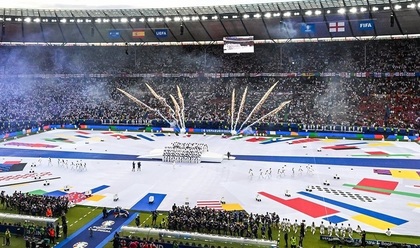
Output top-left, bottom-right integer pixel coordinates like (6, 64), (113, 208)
(163, 142), (208, 164)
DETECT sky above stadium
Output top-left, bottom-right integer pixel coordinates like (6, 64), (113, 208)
(1, 0), (303, 10)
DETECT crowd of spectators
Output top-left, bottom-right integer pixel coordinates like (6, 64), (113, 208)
(167, 205), (277, 239)
(0, 191), (69, 217)
(0, 39), (419, 133)
(0, 39), (419, 74)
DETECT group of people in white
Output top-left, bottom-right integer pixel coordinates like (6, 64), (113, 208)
(32, 157), (87, 171)
(248, 164), (314, 179)
(162, 142), (208, 164)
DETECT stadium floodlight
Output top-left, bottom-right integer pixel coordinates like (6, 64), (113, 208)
(60, 18), (67, 23)
(5, 17), (12, 21)
(383, 6), (390, 10)
(372, 6), (379, 11)
(326, 10), (331, 14)
(407, 3), (415, 8)
(394, 4), (401, 10)
(112, 18), (119, 22)
(349, 7), (357, 13)
(254, 13), (262, 18)
(69, 19), (75, 23)
(305, 10), (312, 15)
(120, 18), (128, 23)
(264, 13), (272, 18)
(174, 16), (181, 21)
(148, 17), (155, 22)
(243, 14), (250, 18)
(232, 15), (238, 18)
(24, 17), (31, 23)
(201, 16), (208, 20)
(315, 10), (322, 15)
(294, 12), (299, 15)
(42, 19), (48, 22)
(51, 19), (57, 23)
(360, 7), (367, 12)
(130, 18), (136, 22)
(338, 8), (346, 14)
(418, 2), (420, 8)
(33, 18), (40, 23)
(77, 19), (83, 23)
(273, 12), (281, 17)
(139, 18), (145, 22)
(283, 12), (291, 17)
(85, 19), (92, 23)
(165, 17), (172, 22)
(222, 15), (229, 19)
(183, 16), (190, 21)
(211, 15), (218, 20)
(191, 16), (199, 21)
(156, 17), (163, 22)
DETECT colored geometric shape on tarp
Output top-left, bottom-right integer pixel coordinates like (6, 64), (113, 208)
(367, 142), (394, 147)
(291, 138), (320, 144)
(3, 161), (21, 164)
(245, 137), (268, 142)
(9, 163), (27, 172)
(137, 134), (155, 142)
(154, 133), (165, 137)
(390, 170), (420, 180)
(354, 178), (398, 195)
(344, 184), (420, 198)
(125, 135), (140, 140)
(260, 138), (296, 145)
(101, 131), (114, 134)
(322, 145), (359, 150)
(44, 190), (68, 197)
(221, 203), (244, 211)
(407, 203), (420, 208)
(111, 134), (129, 139)
(28, 189), (47, 195)
(335, 142), (367, 146)
(366, 151), (388, 156)
(86, 194), (106, 202)
(76, 131), (90, 135)
(130, 193), (166, 211)
(75, 135), (90, 139)
(373, 169), (392, 175)
(259, 191), (338, 218)
(230, 136), (244, 140)
(298, 191), (407, 226)
(352, 214), (396, 230)
(91, 185), (110, 194)
(4, 142), (57, 148)
(197, 200), (223, 210)
(323, 215), (347, 224)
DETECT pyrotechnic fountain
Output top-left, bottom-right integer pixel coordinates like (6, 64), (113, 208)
(118, 81), (291, 136)
(230, 82), (291, 135)
(117, 84), (186, 133)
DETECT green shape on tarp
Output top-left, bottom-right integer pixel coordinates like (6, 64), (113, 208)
(28, 189), (47, 195)
(309, 132), (318, 138)
(356, 134), (364, 139)
(145, 127), (153, 132)
(231, 136), (245, 140)
(343, 184), (420, 198)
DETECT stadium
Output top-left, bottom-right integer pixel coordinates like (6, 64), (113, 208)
(0, 0), (419, 247)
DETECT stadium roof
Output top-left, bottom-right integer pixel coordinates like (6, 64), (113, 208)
(0, 0), (419, 44)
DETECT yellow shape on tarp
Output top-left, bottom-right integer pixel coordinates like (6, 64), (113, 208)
(352, 214), (396, 230)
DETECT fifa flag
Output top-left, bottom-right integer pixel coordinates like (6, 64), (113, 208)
(329, 22), (345, 32)
(359, 20), (374, 30)
(301, 23), (315, 34)
(132, 30), (145, 38)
